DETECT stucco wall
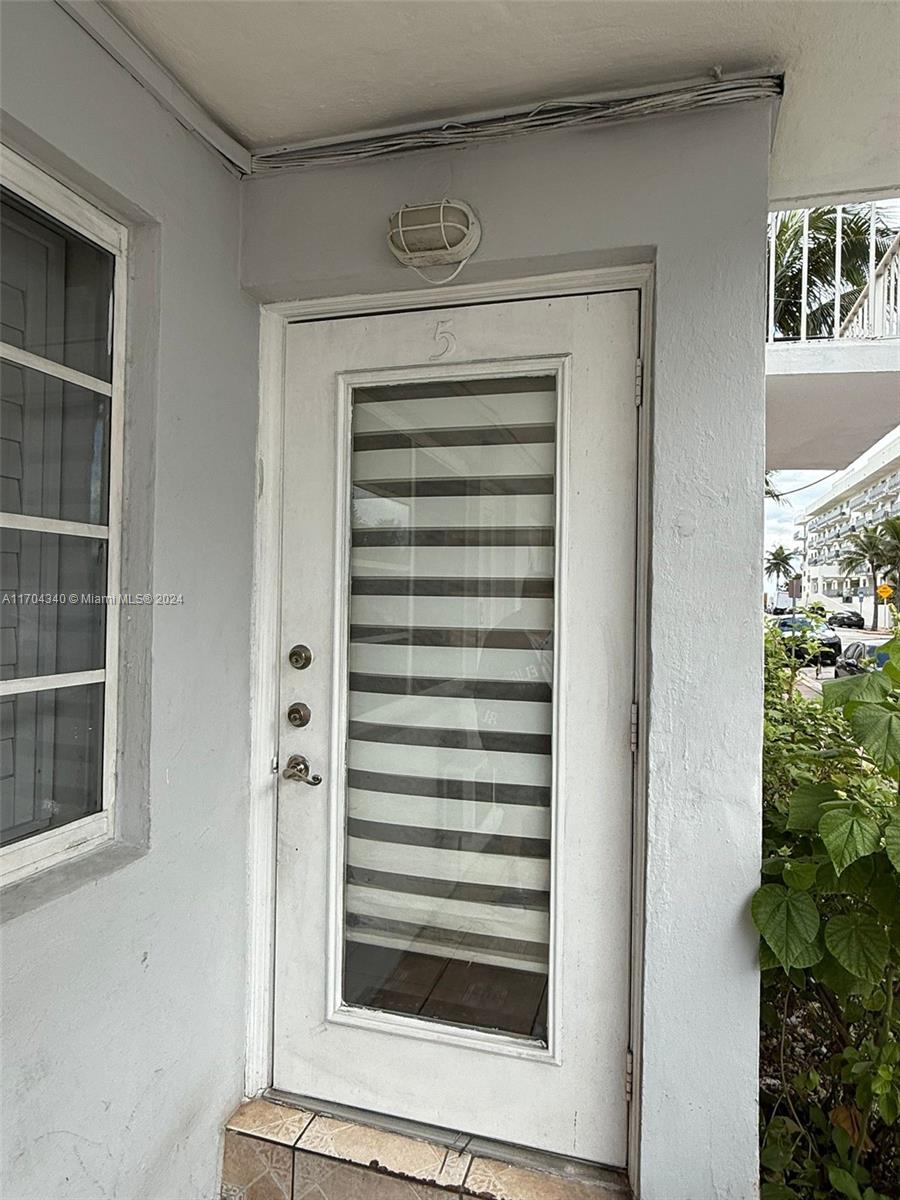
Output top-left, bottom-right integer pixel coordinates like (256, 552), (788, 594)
(242, 107), (770, 1200)
(0, 4), (258, 1199)
(0, 8), (769, 1194)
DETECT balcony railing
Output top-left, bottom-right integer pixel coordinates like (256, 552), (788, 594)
(840, 232), (900, 339)
(766, 200), (900, 343)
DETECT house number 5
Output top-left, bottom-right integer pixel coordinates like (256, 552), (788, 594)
(429, 319), (456, 360)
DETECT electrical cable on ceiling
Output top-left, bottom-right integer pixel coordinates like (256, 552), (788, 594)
(250, 74), (783, 174)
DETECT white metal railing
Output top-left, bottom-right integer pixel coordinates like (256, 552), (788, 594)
(839, 231), (900, 339)
(766, 200), (900, 343)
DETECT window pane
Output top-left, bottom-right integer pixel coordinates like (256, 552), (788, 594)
(0, 531), (107, 680)
(1, 188), (114, 384)
(342, 376), (556, 1041)
(0, 683), (103, 846)
(1, 360), (110, 524)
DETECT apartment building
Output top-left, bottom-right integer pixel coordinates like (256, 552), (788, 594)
(799, 426), (900, 621)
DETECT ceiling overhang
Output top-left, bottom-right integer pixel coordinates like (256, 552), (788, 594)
(53, 0), (900, 203)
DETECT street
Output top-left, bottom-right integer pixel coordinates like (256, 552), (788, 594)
(796, 626), (892, 698)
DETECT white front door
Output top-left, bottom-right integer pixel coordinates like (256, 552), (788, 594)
(273, 292), (639, 1165)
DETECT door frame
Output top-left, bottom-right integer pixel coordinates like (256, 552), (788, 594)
(247, 263), (654, 1192)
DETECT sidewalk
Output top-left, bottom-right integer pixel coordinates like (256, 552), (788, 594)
(796, 668), (826, 700)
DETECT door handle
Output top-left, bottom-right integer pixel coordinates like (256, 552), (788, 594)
(281, 754), (322, 786)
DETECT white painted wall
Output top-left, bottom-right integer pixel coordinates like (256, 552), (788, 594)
(766, 340), (900, 470)
(0, 9), (770, 1193)
(0, 4), (258, 1199)
(242, 107), (770, 1200)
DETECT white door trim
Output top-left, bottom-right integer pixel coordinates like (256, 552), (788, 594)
(247, 264), (654, 1192)
(246, 307), (287, 1095)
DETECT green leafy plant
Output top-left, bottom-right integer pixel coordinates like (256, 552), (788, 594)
(754, 625), (900, 1199)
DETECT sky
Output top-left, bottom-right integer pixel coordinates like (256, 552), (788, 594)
(764, 470), (836, 561)
(765, 421), (900, 571)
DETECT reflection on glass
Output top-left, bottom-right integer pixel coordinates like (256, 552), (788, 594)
(342, 377), (556, 1041)
(0, 683), (104, 846)
(1, 361), (110, 525)
(0, 531), (107, 681)
(1, 188), (114, 384)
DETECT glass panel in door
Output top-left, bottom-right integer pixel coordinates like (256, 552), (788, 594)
(342, 376), (557, 1041)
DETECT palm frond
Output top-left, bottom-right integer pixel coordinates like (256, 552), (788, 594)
(838, 527), (888, 576)
(879, 516), (900, 582)
(768, 206), (893, 339)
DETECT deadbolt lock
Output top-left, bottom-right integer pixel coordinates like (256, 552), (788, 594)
(288, 644), (313, 670)
(287, 702), (311, 728)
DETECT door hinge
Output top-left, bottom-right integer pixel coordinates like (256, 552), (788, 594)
(634, 357), (643, 407)
(630, 703), (639, 754)
(625, 1048), (634, 1102)
(271, 755), (279, 774)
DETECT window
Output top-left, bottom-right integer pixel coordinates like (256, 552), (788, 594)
(0, 148), (125, 885)
(341, 376), (556, 1039)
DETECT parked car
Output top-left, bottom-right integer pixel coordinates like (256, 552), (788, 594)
(775, 616), (842, 665)
(834, 642), (890, 676)
(827, 609), (865, 630)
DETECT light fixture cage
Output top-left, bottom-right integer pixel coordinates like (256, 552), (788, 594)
(388, 199), (481, 268)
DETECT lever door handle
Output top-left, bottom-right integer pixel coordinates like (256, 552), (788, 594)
(281, 754), (322, 786)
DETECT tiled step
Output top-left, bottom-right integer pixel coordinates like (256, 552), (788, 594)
(221, 1098), (630, 1200)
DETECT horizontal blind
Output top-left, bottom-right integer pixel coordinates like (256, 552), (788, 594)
(344, 377), (556, 982)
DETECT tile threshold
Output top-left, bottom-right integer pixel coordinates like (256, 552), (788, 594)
(222, 1094), (630, 1200)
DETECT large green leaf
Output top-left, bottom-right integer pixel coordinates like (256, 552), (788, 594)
(783, 860), (819, 890)
(752, 884), (820, 969)
(759, 940), (779, 971)
(787, 782), (838, 831)
(819, 808), (881, 873)
(789, 936), (824, 968)
(849, 703), (900, 771)
(877, 632), (900, 665)
(885, 814), (900, 872)
(836, 854), (876, 895)
(761, 1184), (799, 1200)
(812, 951), (857, 997)
(870, 870), (900, 917)
(827, 1167), (862, 1200)
(824, 913), (890, 982)
(816, 859), (840, 892)
(822, 669), (892, 711)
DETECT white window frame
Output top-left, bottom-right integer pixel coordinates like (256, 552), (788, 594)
(0, 145), (127, 886)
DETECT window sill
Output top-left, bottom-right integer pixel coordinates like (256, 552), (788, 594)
(0, 836), (146, 924)
(0, 810), (112, 888)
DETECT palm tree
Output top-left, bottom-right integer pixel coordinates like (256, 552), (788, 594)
(765, 546), (796, 605)
(765, 472), (783, 502)
(769, 206), (893, 339)
(839, 527), (887, 631)
(878, 515), (900, 589)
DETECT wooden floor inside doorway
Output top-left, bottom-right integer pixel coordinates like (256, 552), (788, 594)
(344, 942), (548, 1040)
